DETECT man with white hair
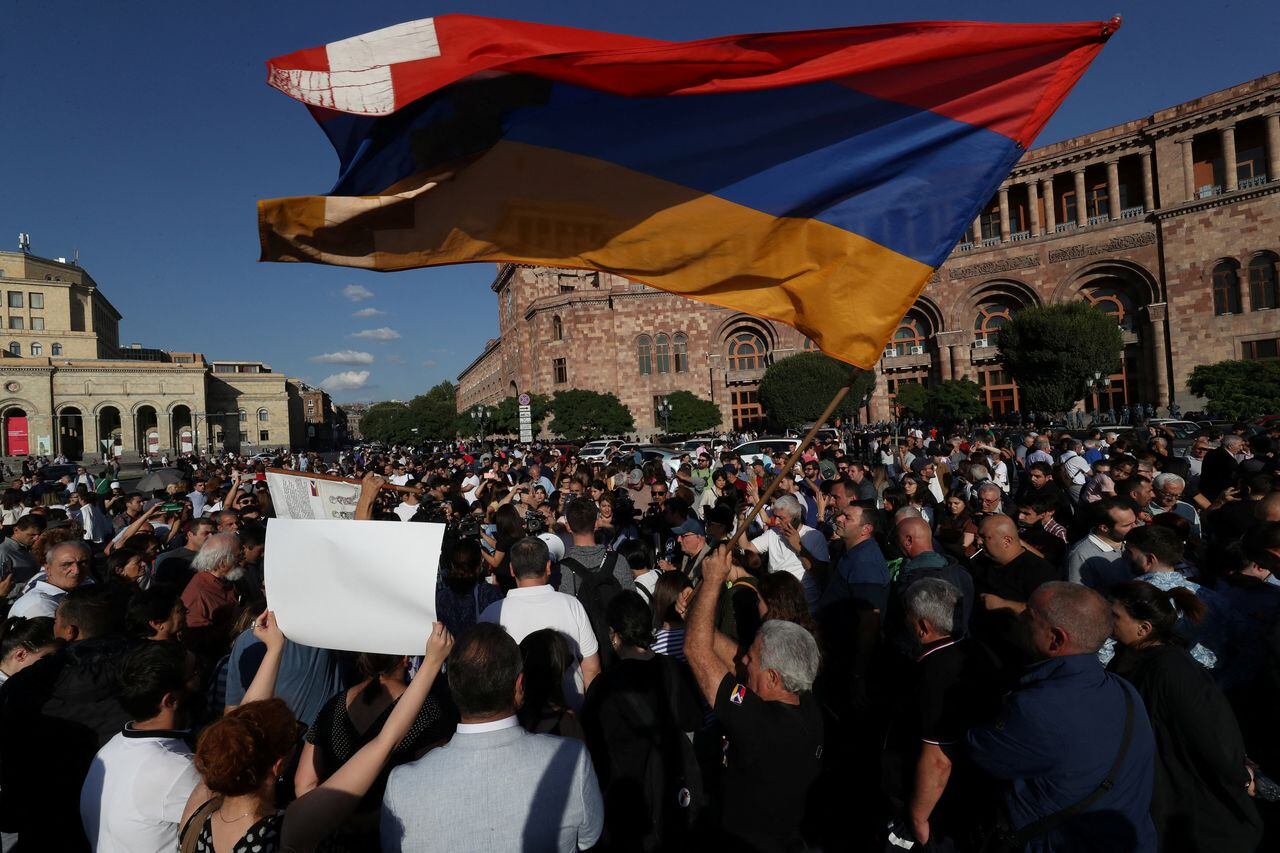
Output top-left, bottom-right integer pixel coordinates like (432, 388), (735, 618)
(179, 532), (242, 656)
(9, 540), (91, 619)
(686, 544), (824, 852)
(884, 578), (998, 849)
(1149, 472), (1201, 537)
(741, 494), (830, 610)
(1199, 434), (1244, 502)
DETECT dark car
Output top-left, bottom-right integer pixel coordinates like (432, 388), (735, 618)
(38, 464), (79, 483)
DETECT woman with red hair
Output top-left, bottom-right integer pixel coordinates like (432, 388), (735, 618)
(178, 613), (453, 852)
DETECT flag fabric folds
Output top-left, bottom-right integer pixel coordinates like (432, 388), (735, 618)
(259, 14), (1118, 367)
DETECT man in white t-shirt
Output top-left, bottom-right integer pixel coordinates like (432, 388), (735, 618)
(460, 470), (482, 505)
(742, 494), (830, 610)
(479, 536), (600, 710)
(80, 642), (202, 853)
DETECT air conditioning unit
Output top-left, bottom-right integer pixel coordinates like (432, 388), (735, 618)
(910, 346), (925, 355)
(973, 338), (989, 349)
(883, 348), (896, 359)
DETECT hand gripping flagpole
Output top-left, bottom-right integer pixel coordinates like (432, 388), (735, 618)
(727, 366), (864, 551)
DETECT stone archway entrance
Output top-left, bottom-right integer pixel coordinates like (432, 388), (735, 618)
(2, 407), (28, 457)
(58, 407), (84, 460)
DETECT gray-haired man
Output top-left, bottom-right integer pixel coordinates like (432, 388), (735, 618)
(686, 544), (824, 853)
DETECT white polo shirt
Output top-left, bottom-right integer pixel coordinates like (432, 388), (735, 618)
(79, 726), (201, 853)
(479, 585), (599, 710)
(9, 580), (69, 619)
(751, 526), (830, 582)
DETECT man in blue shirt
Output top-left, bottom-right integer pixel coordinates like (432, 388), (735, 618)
(968, 582), (1156, 853)
(821, 504), (889, 614)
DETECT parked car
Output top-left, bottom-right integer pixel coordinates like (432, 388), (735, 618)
(38, 464), (79, 483)
(634, 444), (684, 468)
(578, 440), (620, 463)
(733, 438), (802, 468)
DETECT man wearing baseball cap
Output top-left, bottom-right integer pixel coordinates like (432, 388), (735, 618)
(672, 516), (712, 583)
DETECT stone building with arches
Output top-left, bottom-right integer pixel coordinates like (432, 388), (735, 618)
(457, 72), (1280, 432)
(0, 251), (300, 460)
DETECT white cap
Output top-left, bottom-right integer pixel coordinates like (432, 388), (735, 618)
(110, 481), (121, 488)
(537, 532), (565, 563)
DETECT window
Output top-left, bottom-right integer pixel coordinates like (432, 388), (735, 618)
(7, 293), (21, 309)
(8, 317), (22, 330)
(1243, 338), (1279, 360)
(655, 334), (671, 373)
(238, 409), (247, 423)
(1085, 182), (1109, 218)
(559, 284), (574, 294)
(258, 408), (269, 422)
(306, 400), (315, 411)
(637, 335), (652, 375)
(1249, 254), (1278, 311)
(731, 390), (763, 429)
(259, 430), (270, 442)
(51, 343), (62, 356)
(29, 343), (41, 356)
(891, 316), (928, 356)
(30, 318), (43, 330)
(1083, 285), (1136, 331)
(552, 315), (563, 341)
(673, 333), (688, 372)
(1212, 261), (1242, 315)
(553, 357), (567, 384)
(979, 208), (1000, 239)
(727, 330), (767, 370)
(28, 293), (42, 309)
(239, 431), (248, 443)
(7, 342), (18, 356)
(973, 297), (1020, 342)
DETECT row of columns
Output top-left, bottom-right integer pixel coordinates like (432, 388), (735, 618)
(1180, 113), (1280, 200)
(885, 304), (1173, 408)
(978, 152), (1157, 244)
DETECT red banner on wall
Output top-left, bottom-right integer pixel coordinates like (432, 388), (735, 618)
(7, 416), (28, 456)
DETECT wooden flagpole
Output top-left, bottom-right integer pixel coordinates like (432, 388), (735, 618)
(265, 467), (423, 495)
(727, 367), (863, 550)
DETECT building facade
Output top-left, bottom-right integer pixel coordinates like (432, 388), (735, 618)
(457, 73), (1280, 431)
(0, 250), (298, 460)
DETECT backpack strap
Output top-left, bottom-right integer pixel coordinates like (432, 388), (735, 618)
(1009, 686), (1135, 846)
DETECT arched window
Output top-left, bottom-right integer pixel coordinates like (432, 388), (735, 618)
(552, 315), (563, 341)
(655, 334), (671, 374)
(973, 298), (1019, 343)
(51, 343), (62, 356)
(1212, 261), (1242, 315)
(891, 317), (928, 356)
(727, 330), (767, 370)
(1249, 254), (1278, 311)
(258, 408), (269, 422)
(29, 343), (41, 356)
(238, 409), (247, 423)
(672, 333), (688, 372)
(7, 342), (18, 356)
(1083, 285), (1137, 331)
(637, 335), (652, 375)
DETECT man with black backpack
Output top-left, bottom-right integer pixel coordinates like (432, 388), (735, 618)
(560, 499), (633, 670)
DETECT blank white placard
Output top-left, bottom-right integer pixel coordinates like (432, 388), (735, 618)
(265, 518), (442, 655)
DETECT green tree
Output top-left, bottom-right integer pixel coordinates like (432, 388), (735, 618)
(757, 353), (875, 432)
(997, 303), (1122, 414)
(660, 390), (722, 434)
(407, 381), (458, 441)
(1188, 359), (1280, 419)
(359, 402), (415, 444)
(926, 379), (989, 422)
(547, 390), (635, 441)
(894, 383), (930, 418)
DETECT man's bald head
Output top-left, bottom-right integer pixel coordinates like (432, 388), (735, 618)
(895, 516), (933, 559)
(978, 514), (1022, 565)
(1256, 492), (1280, 524)
(1024, 582), (1114, 657)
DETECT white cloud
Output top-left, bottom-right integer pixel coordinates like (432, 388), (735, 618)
(352, 307), (385, 318)
(310, 350), (374, 365)
(349, 327), (401, 342)
(342, 284), (374, 302)
(319, 370), (371, 391)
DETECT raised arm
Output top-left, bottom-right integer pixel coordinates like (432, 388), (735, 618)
(239, 610), (287, 706)
(684, 545), (733, 706)
(355, 472), (386, 521)
(281, 623), (454, 852)
(105, 502), (163, 555)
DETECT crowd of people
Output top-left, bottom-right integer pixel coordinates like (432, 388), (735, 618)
(0, 415), (1275, 852)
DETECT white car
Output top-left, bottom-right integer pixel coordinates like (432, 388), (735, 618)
(577, 440), (620, 463)
(733, 438), (802, 468)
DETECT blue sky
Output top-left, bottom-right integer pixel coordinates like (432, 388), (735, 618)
(2, 1), (1276, 402)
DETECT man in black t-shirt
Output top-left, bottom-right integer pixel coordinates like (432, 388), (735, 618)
(686, 544), (824, 853)
(883, 577), (1000, 849)
(970, 514), (1060, 668)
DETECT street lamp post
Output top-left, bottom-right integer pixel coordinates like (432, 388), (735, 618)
(657, 397), (672, 436)
(470, 406), (491, 442)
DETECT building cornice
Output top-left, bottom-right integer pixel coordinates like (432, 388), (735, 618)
(1154, 179), (1280, 220)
